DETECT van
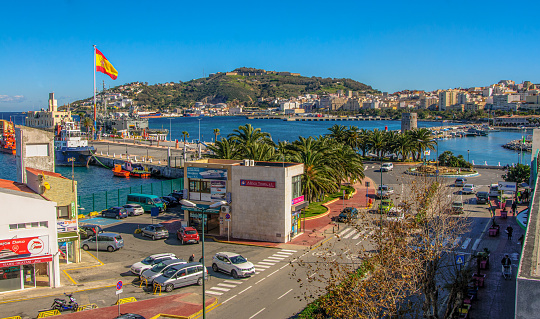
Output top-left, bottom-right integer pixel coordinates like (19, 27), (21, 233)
(153, 262), (208, 292)
(127, 193), (165, 212)
(489, 184), (499, 197)
(80, 232), (124, 252)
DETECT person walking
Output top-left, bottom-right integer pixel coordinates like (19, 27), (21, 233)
(512, 201), (517, 215)
(188, 254), (195, 262)
(506, 226), (513, 240)
(501, 254), (512, 278)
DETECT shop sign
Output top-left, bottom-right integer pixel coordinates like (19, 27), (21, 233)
(57, 220), (78, 233)
(0, 236), (50, 260)
(0, 255), (53, 268)
(498, 182), (517, 193)
(292, 196), (305, 205)
(240, 180), (276, 188)
(187, 167), (227, 180)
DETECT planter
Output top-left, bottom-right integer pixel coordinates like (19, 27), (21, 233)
(472, 273), (486, 287)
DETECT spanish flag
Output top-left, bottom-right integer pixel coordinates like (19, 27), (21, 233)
(95, 49), (118, 80)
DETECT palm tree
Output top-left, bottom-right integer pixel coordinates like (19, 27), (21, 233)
(213, 128), (220, 143)
(82, 117), (93, 134)
(368, 129), (385, 158)
(326, 124), (348, 143)
(207, 137), (238, 159)
(228, 124), (273, 146)
(394, 133), (414, 161)
(182, 131), (190, 144)
(357, 129), (371, 157)
(243, 142), (278, 161)
(408, 128), (436, 161)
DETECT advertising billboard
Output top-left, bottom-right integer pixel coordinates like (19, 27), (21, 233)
(0, 236), (50, 261)
(187, 167), (228, 180)
(57, 220), (78, 233)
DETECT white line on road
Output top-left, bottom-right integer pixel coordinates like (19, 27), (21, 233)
(277, 289), (293, 300)
(263, 259), (280, 263)
(267, 269), (280, 278)
(205, 290), (223, 295)
(256, 277), (266, 284)
(210, 287), (230, 292)
(338, 227), (352, 236)
(281, 249), (297, 252)
(223, 280), (242, 284)
(352, 232), (362, 240)
(255, 268), (267, 272)
(217, 283), (237, 288)
(238, 286), (253, 294)
(222, 295), (237, 304)
(259, 261), (276, 265)
(249, 308), (266, 319)
(308, 273), (317, 278)
(268, 256), (286, 259)
(343, 229), (357, 239)
(279, 264), (288, 270)
(254, 264), (270, 268)
(461, 238), (472, 250)
(274, 253), (292, 257)
(472, 238), (482, 251)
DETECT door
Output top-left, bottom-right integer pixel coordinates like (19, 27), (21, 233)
(97, 236), (108, 251)
(186, 266), (199, 285)
(222, 257), (232, 273)
(23, 265), (35, 289)
(174, 269), (188, 287)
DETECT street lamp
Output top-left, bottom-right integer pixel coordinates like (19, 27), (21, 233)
(198, 118), (202, 142)
(67, 157), (76, 192)
(180, 199), (226, 319)
(467, 150), (470, 164)
(169, 118), (173, 143)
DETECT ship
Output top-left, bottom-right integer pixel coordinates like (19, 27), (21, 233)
(139, 112), (162, 119)
(54, 122), (95, 166)
(0, 119), (16, 155)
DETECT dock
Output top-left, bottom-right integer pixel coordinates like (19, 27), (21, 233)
(246, 115), (390, 121)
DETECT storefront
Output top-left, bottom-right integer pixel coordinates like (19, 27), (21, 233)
(57, 220), (80, 264)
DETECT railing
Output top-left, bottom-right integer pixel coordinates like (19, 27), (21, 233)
(77, 178), (183, 214)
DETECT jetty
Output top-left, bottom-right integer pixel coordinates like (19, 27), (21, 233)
(246, 115), (390, 121)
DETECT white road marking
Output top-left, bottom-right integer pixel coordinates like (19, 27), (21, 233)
(222, 295), (237, 304)
(453, 237), (461, 248)
(258, 261), (276, 266)
(273, 253), (291, 258)
(352, 232), (362, 240)
(268, 256), (285, 260)
(256, 277), (266, 284)
(279, 264), (288, 270)
(281, 249), (297, 252)
(343, 229), (357, 239)
(210, 287), (230, 292)
(223, 280), (242, 284)
(277, 289), (293, 300)
(461, 238), (472, 250)
(277, 251), (294, 255)
(253, 264), (270, 268)
(263, 259), (279, 263)
(254, 268), (266, 272)
(218, 283), (237, 288)
(205, 290), (223, 295)
(471, 238), (482, 251)
(338, 227), (352, 236)
(238, 286), (252, 294)
(267, 269), (280, 277)
(308, 273), (317, 278)
(249, 308), (266, 319)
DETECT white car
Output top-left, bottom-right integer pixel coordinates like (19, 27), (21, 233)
(130, 253), (177, 275)
(211, 252), (255, 279)
(462, 184), (476, 194)
(381, 163), (394, 172)
(123, 204), (144, 216)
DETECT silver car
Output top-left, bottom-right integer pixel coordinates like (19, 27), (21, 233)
(141, 224), (169, 240)
(140, 259), (187, 284)
(123, 204), (144, 216)
(211, 252), (255, 278)
(153, 262), (207, 292)
(130, 253), (177, 275)
(81, 233), (124, 252)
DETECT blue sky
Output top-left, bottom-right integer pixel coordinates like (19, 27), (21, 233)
(1, 0), (539, 111)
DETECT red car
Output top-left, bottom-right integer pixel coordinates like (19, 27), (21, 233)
(177, 227), (200, 245)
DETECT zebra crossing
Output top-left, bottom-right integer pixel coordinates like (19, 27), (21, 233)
(205, 249), (297, 296)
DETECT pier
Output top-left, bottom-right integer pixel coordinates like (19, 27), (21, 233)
(246, 115), (390, 121)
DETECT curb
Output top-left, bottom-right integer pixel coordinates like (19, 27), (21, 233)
(404, 171), (480, 178)
(205, 235), (280, 248)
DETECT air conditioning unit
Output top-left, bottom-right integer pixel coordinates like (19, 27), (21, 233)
(243, 159), (250, 166)
(249, 160), (254, 166)
(220, 206), (230, 214)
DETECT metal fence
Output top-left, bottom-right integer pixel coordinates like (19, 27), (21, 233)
(78, 178), (184, 214)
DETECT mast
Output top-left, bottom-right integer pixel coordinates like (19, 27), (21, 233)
(93, 45), (97, 140)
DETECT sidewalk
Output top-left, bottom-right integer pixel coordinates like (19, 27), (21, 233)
(466, 201), (526, 319)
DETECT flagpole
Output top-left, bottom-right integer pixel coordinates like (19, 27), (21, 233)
(93, 45), (97, 140)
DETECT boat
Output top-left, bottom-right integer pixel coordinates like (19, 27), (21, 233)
(0, 120), (16, 155)
(112, 164), (130, 178)
(123, 162), (151, 178)
(139, 112), (162, 119)
(54, 122), (96, 166)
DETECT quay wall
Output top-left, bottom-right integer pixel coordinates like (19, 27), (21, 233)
(91, 155), (184, 179)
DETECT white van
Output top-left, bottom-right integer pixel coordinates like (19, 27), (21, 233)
(489, 184), (499, 197)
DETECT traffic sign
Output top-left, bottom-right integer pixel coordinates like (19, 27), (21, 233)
(225, 213), (231, 220)
(116, 288), (123, 295)
(116, 281), (123, 290)
(455, 254), (465, 265)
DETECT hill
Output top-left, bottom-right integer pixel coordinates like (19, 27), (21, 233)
(74, 68), (379, 110)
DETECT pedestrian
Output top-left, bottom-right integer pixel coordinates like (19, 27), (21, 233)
(501, 254), (512, 276)
(506, 226), (513, 240)
(518, 234), (524, 245)
(199, 257), (204, 263)
(189, 254), (195, 262)
(512, 201), (517, 215)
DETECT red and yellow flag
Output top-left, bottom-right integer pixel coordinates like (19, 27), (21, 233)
(95, 49), (118, 80)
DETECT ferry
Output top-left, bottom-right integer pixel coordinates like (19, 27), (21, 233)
(139, 112), (162, 119)
(54, 122), (96, 166)
(0, 119), (16, 155)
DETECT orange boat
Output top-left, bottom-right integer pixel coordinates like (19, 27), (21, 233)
(0, 120), (16, 155)
(112, 164), (130, 178)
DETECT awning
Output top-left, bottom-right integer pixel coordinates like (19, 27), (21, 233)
(292, 201), (309, 210)
(181, 206), (220, 214)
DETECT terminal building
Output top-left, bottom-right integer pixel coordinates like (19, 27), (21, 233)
(182, 159), (307, 243)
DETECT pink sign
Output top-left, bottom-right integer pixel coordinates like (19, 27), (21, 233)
(0, 255), (53, 267)
(292, 196), (305, 205)
(240, 180), (276, 188)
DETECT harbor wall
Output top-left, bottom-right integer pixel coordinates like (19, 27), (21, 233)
(92, 155), (184, 179)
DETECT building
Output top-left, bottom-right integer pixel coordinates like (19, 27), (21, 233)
(182, 159), (307, 243)
(438, 90), (458, 111)
(493, 115), (539, 126)
(420, 96), (438, 109)
(401, 113), (417, 133)
(25, 93), (73, 129)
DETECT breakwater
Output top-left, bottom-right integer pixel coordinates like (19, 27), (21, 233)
(503, 139), (532, 152)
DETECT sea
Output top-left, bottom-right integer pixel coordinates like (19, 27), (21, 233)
(0, 112), (531, 196)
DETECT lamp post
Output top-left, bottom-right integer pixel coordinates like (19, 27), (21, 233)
(180, 199), (226, 319)
(198, 118), (202, 142)
(169, 118), (173, 143)
(467, 150), (470, 164)
(67, 157), (76, 192)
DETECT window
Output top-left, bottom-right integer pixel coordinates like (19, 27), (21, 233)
(292, 175), (302, 199)
(187, 267), (197, 275)
(189, 179), (211, 193)
(18, 223), (26, 229)
(9, 224), (17, 230)
(30, 222), (39, 228)
(39, 221), (48, 228)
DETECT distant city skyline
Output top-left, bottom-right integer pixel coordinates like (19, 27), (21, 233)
(2, 0), (540, 111)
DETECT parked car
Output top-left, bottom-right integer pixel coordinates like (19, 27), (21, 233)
(212, 252), (255, 279)
(168, 192), (184, 202)
(454, 177), (467, 187)
(162, 196), (178, 207)
(123, 204), (145, 216)
(462, 184), (476, 194)
(451, 201), (464, 214)
(130, 253), (178, 275)
(81, 232), (124, 252)
(115, 314), (146, 319)
(153, 262), (207, 292)
(377, 199), (394, 214)
(101, 207), (128, 219)
(140, 258), (187, 284)
(141, 224), (169, 240)
(337, 207), (359, 222)
(489, 183), (500, 197)
(476, 191), (489, 204)
(79, 224), (103, 240)
(381, 162), (394, 172)
(376, 185), (394, 198)
(386, 207), (404, 223)
(177, 226), (200, 245)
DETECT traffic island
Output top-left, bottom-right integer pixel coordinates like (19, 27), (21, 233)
(406, 165), (479, 178)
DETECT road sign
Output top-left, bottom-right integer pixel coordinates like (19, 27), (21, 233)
(150, 207), (159, 217)
(455, 254), (465, 265)
(225, 213), (231, 220)
(116, 288), (123, 295)
(116, 281), (123, 290)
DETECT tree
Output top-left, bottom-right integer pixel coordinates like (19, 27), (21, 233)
(82, 117), (93, 134)
(207, 138), (238, 159)
(503, 163), (530, 184)
(182, 131), (189, 144)
(213, 128), (220, 143)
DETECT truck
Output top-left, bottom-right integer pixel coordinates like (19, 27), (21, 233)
(377, 185), (394, 199)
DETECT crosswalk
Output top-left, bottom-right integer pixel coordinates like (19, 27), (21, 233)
(205, 249), (297, 296)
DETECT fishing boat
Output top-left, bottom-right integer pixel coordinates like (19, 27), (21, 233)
(123, 162), (151, 178)
(112, 164), (130, 178)
(54, 122), (95, 166)
(0, 120), (16, 155)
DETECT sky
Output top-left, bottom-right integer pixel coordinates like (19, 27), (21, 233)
(2, 0), (540, 111)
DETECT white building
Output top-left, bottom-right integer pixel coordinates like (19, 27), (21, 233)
(0, 179), (60, 293)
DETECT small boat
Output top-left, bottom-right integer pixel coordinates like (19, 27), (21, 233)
(0, 119), (16, 155)
(123, 161), (151, 178)
(112, 164), (130, 178)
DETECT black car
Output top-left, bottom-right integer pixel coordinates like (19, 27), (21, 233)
(168, 192), (184, 201)
(476, 191), (489, 204)
(337, 207), (359, 222)
(79, 225), (104, 240)
(162, 196), (178, 207)
(115, 314), (146, 319)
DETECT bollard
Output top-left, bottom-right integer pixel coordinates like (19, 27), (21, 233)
(107, 153), (109, 156)
(100, 151), (103, 155)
